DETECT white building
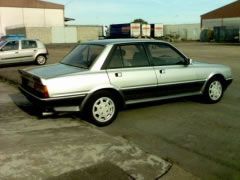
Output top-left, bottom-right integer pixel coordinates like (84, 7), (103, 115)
(0, 0), (64, 35)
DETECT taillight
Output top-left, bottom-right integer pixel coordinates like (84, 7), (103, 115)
(34, 83), (49, 98)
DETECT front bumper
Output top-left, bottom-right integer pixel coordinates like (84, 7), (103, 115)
(225, 79), (233, 90)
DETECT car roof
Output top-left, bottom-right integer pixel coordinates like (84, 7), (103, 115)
(84, 38), (167, 46)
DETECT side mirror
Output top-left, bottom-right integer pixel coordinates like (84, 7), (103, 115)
(185, 58), (192, 65)
(189, 58), (193, 65)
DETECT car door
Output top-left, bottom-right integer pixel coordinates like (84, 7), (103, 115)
(145, 43), (204, 97)
(0, 40), (20, 63)
(19, 40), (38, 62)
(106, 43), (158, 101)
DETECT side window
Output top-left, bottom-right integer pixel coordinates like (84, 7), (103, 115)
(108, 44), (149, 69)
(2, 41), (19, 51)
(22, 40), (37, 49)
(108, 46), (124, 69)
(147, 44), (185, 66)
(121, 44), (149, 67)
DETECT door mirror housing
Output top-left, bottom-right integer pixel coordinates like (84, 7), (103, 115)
(184, 58), (192, 65)
(189, 58), (193, 65)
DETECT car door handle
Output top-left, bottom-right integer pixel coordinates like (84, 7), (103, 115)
(15, 52), (19, 54)
(159, 69), (165, 74)
(115, 72), (122, 77)
(33, 50), (37, 52)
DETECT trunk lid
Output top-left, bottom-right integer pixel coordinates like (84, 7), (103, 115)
(20, 63), (87, 79)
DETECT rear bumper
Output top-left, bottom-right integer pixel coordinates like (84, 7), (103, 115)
(19, 85), (86, 112)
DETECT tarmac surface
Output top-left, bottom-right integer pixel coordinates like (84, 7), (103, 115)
(102, 42), (240, 179)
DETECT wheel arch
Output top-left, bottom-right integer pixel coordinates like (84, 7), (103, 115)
(202, 73), (227, 93)
(80, 88), (125, 111)
(35, 53), (47, 60)
(35, 53), (48, 65)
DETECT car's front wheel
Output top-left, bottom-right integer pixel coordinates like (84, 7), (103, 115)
(35, 55), (47, 65)
(204, 78), (224, 103)
(84, 92), (118, 126)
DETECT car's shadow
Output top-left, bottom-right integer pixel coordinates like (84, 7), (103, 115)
(9, 93), (82, 121)
(10, 92), (204, 122)
(0, 61), (34, 68)
(123, 95), (203, 111)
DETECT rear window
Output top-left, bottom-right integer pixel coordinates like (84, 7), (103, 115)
(61, 44), (104, 69)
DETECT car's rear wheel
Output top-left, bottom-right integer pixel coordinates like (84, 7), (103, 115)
(36, 55), (47, 65)
(84, 92), (118, 126)
(204, 78), (224, 103)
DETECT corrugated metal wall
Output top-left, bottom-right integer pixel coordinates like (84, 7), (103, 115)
(202, 17), (240, 29)
(164, 24), (201, 40)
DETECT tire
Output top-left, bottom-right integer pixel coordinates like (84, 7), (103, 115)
(203, 78), (224, 103)
(84, 91), (118, 126)
(35, 55), (47, 65)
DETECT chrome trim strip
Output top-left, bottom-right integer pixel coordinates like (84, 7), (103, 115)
(121, 85), (157, 90)
(54, 106), (80, 112)
(157, 79), (205, 87)
(52, 92), (89, 98)
(2, 55), (32, 60)
(125, 92), (201, 105)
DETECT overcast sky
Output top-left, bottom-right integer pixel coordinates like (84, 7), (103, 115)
(47, 0), (236, 25)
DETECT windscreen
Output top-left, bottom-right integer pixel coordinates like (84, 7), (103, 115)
(61, 44), (104, 69)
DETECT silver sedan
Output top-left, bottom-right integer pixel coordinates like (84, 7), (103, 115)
(19, 39), (233, 126)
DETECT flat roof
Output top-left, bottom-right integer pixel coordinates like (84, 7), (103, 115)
(0, 0), (64, 9)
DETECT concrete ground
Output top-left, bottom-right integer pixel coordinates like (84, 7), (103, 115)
(0, 42), (239, 179)
(0, 81), (172, 179)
